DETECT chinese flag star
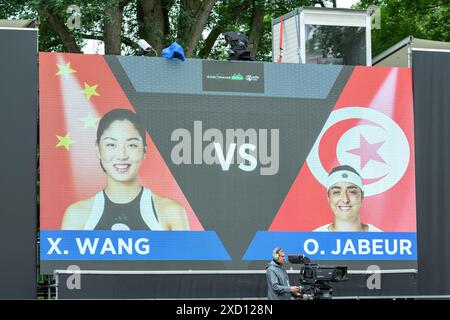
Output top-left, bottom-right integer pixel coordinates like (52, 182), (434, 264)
(56, 134), (75, 151)
(81, 82), (100, 100)
(55, 62), (76, 77)
(80, 113), (99, 129)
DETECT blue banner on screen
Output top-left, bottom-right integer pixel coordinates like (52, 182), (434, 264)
(243, 232), (416, 260)
(41, 231), (230, 260)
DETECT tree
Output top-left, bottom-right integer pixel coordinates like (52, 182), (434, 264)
(3, 0), (448, 60)
(0, 0), (334, 59)
(0, 0), (218, 56)
(200, 0), (332, 61)
(356, 0), (450, 56)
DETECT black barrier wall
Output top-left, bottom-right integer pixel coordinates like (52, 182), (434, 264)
(0, 28), (38, 298)
(413, 50), (450, 295)
(57, 273), (418, 299)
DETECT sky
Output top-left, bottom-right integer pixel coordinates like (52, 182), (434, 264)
(337, 0), (360, 8)
(82, 0), (361, 55)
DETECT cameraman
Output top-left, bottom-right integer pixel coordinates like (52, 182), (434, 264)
(265, 247), (300, 300)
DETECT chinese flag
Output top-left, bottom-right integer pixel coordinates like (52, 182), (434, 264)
(39, 53), (203, 230)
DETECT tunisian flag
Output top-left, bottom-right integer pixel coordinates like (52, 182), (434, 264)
(269, 66), (416, 232)
(39, 52), (203, 230)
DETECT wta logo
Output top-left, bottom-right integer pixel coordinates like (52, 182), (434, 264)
(307, 107), (410, 197)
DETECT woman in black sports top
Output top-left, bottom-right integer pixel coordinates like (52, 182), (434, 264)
(61, 109), (189, 231)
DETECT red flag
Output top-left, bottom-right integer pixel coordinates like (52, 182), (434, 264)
(40, 53), (203, 230)
(270, 66), (416, 232)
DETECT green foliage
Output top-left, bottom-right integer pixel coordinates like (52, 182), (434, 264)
(207, 0), (322, 61)
(1, 1), (448, 62)
(1, 0), (329, 59)
(356, 0), (450, 56)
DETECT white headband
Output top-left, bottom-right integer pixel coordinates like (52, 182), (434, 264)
(327, 170), (363, 192)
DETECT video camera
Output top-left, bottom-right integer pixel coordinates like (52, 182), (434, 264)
(288, 254), (348, 300)
(224, 32), (254, 61)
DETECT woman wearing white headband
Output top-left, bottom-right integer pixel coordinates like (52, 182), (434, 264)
(314, 165), (382, 232)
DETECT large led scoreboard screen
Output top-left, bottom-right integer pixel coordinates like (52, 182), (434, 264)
(39, 53), (417, 273)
